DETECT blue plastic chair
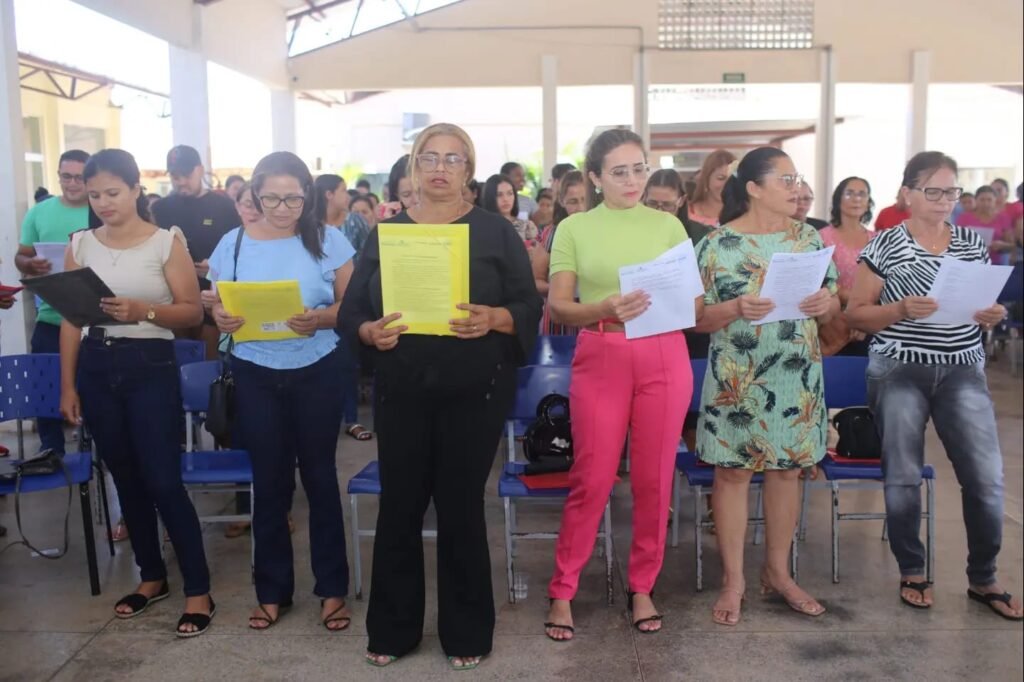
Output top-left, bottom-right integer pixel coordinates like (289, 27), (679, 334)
(0, 354), (112, 595)
(498, 365), (614, 605)
(179, 361), (253, 534)
(817, 356), (935, 583)
(173, 339), (205, 369)
(669, 359), (781, 591)
(993, 263), (1024, 375)
(527, 335), (577, 367)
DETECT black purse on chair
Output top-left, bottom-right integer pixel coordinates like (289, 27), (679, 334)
(522, 393), (573, 474)
(833, 407), (882, 460)
(205, 227), (245, 446)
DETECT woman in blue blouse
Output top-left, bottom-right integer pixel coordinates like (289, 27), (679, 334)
(209, 152), (355, 632)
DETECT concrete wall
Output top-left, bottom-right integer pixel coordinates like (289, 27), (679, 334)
(289, 0), (1024, 89)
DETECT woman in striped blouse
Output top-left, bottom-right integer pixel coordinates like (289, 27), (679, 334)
(846, 151), (1021, 621)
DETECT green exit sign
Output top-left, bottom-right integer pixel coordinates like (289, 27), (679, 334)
(722, 72), (746, 84)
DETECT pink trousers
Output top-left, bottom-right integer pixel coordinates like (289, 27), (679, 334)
(548, 329), (692, 599)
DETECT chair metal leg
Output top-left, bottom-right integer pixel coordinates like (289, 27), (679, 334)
(790, 529), (799, 581)
(80, 483), (101, 596)
(798, 476), (810, 542)
(351, 494), (363, 600)
(881, 519), (889, 542)
(694, 486), (704, 592)
(753, 485), (764, 546)
(671, 472), (680, 548)
(94, 466), (115, 557)
(831, 482), (840, 583)
(503, 496), (515, 604)
(249, 483), (255, 585)
(509, 498), (518, 558)
(926, 479), (935, 584)
(603, 501), (614, 605)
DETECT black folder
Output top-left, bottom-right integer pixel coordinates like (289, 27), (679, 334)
(20, 268), (136, 328)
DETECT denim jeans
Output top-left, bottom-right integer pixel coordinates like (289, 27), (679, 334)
(31, 322), (66, 454)
(866, 352), (1004, 586)
(77, 337), (210, 595)
(232, 349), (348, 604)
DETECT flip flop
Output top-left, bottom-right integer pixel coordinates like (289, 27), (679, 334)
(967, 589), (1024, 621)
(448, 656), (483, 670)
(365, 653), (398, 667)
(899, 580), (933, 609)
(346, 425), (373, 441)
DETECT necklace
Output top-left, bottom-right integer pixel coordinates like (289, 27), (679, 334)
(911, 224), (948, 253)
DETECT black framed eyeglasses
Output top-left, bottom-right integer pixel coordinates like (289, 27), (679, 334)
(644, 199), (679, 212)
(416, 153), (467, 171)
(912, 187), (963, 201)
(59, 173), (84, 183)
(259, 195), (305, 209)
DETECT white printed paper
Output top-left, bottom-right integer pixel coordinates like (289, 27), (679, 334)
(752, 246), (836, 326)
(619, 240), (704, 339)
(34, 242), (67, 274)
(919, 257), (1013, 325)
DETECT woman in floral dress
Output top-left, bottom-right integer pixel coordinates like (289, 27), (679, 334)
(694, 148), (839, 626)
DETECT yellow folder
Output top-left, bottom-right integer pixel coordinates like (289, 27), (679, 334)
(216, 280), (305, 342)
(378, 224), (470, 336)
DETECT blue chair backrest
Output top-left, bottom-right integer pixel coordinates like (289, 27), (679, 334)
(0, 354), (62, 422)
(689, 358), (708, 413)
(174, 339), (205, 368)
(180, 360), (223, 413)
(528, 335), (577, 366)
(510, 365), (572, 422)
(998, 263), (1023, 304)
(822, 356), (869, 409)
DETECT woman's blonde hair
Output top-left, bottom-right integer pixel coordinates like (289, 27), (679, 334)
(690, 149), (737, 205)
(407, 123), (476, 193)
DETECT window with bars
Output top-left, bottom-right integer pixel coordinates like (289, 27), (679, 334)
(658, 0), (814, 50)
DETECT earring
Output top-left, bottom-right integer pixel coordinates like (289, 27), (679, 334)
(595, 186), (603, 194)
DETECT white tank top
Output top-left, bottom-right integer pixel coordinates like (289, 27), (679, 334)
(71, 226), (188, 340)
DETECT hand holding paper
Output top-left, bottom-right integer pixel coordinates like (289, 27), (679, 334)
(752, 247), (835, 325)
(618, 240), (704, 339)
(216, 280), (305, 342)
(33, 243), (67, 275)
(918, 257), (1013, 325)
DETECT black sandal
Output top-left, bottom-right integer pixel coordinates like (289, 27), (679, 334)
(967, 589), (1024, 621)
(628, 591), (663, 633)
(321, 598), (351, 631)
(899, 580), (933, 609)
(176, 597), (216, 639)
(544, 598), (575, 642)
(248, 601), (292, 630)
(114, 581), (170, 619)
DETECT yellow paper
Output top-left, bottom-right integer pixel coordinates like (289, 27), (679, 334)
(216, 280), (305, 342)
(378, 224), (469, 336)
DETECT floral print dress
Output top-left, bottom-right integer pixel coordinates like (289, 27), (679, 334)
(695, 221), (839, 470)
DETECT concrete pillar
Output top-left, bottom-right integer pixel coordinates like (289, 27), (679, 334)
(632, 50), (651, 152)
(270, 89), (297, 153)
(815, 46), (837, 216)
(0, 0), (31, 354)
(168, 44), (211, 168)
(541, 55), (557, 184)
(907, 50), (930, 159)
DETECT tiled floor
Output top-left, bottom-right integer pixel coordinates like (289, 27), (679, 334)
(1, 363), (1021, 681)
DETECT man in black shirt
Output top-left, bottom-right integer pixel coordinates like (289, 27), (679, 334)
(152, 145), (240, 358)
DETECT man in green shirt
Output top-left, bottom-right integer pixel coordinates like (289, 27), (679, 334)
(15, 149), (91, 455)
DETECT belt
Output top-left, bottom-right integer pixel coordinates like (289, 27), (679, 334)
(584, 319), (626, 333)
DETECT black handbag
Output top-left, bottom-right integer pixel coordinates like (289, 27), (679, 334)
(205, 228), (245, 445)
(833, 407), (882, 459)
(522, 393), (573, 473)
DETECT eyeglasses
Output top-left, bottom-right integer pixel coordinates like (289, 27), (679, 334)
(912, 187), (963, 202)
(604, 163), (650, 184)
(416, 153), (467, 172)
(843, 190), (870, 200)
(644, 199), (679, 212)
(259, 195), (305, 209)
(773, 173), (804, 189)
(237, 200), (257, 211)
(59, 173), (84, 183)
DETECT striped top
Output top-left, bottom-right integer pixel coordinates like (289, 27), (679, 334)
(858, 223), (988, 365)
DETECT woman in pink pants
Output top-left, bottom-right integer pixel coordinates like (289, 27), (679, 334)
(544, 129), (701, 639)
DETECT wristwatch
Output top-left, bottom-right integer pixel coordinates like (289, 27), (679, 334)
(146, 305), (156, 322)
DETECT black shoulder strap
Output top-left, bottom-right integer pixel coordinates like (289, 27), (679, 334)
(231, 227), (245, 282)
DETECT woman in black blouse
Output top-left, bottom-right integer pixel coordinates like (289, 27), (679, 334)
(339, 123), (542, 670)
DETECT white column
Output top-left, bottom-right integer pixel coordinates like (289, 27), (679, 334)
(907, 50), (930, 159)
(270, 89), (297, 153)
(815, 46), (837, 214)
(168, 44), (211, 168)
(0, 0), (31, 354)
(541, 55), (558, 184)
(632, 50), (651, 152)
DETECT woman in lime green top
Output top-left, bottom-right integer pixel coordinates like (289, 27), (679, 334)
(694, 147), (839, 626)
(544, 129), (702, 640)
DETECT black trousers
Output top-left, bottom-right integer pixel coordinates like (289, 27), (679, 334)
(366, 370), (512, 658)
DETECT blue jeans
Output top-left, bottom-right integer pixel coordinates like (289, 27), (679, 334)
(866, 352), (1004, 586)
(232, 349), (348, 604)
(31, 322), (65, 454)
(77, 337), (210, 595)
